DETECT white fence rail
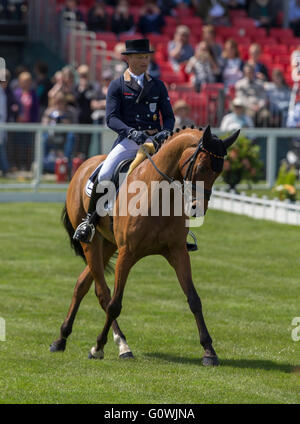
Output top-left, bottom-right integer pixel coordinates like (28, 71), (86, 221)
(0, 123), (299, 193)
(211, 189), (300, 226)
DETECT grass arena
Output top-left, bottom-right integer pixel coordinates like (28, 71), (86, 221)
(0, 202), (299, 404)
(1, 0), (300, 407)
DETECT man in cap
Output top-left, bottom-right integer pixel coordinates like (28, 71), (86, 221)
(220, 97), (254, 131)
(74, 38), (175, 243)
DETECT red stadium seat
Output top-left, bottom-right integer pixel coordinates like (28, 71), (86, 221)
(274, 55), (291, 66)
(175, 7), (193, 18)
(269, 28), (294, 40)
(119, 33), (143, 42)
(95, 32), (117, 43)
(146, 33), (170, 47)
(161, 72), (186, 85)
(229, 9), (247, 19)
(232, 17), (256, 28)
(243, 27), (267, 40)
(264, 45), (288, 55)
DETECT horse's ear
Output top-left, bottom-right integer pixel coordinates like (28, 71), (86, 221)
(223, 130), (240, 149)
(201, 125), (212, 148)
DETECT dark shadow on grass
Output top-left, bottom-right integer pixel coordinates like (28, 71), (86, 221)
(144, 352), (293, 373)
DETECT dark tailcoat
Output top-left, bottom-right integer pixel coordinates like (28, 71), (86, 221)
(106, 69), (175, 149)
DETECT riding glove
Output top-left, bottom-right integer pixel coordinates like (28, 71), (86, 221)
(128, 129), (148, 145)
(155, 130), (170, 143)
(153, 130), (171, 149)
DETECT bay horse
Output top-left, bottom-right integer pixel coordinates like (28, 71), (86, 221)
(50, 125), (239, 366)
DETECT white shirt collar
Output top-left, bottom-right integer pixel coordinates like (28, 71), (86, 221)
(129, 70), (144, 87)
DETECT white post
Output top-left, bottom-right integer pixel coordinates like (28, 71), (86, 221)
(266, 135), (277, 189)
(33, 130), (43, 192)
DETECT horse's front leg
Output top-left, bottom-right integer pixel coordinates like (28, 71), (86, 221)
(165, 247), (219, 366)
(89, 246), (135, 359)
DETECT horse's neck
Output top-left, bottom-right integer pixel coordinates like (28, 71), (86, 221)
(153, 132), (198, 180)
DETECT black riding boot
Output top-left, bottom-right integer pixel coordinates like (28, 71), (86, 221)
(73, 182), (101, 243)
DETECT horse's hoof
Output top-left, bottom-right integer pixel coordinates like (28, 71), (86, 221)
(119, 351), (134, 359)
(202, 355), (219, 367)
(49, 339), (66, 353)
(88, 346), (104, 360)
(88, 352), (96, 359)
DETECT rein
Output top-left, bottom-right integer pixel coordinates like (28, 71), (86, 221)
(141, 138), (224, 201)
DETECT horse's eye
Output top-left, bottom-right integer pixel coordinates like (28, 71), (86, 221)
(196, 165), (208, 173)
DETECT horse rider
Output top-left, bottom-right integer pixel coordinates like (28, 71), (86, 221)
(73, 38), (175, 243)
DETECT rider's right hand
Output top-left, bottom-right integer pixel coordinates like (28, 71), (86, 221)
(128, 129), (148, 145)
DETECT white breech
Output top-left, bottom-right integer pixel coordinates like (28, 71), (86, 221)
(98, 138), (140, 183)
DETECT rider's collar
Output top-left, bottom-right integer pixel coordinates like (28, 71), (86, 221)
(123, 69), (152, 83)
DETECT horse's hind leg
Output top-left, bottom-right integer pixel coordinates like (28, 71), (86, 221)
(84, 239), (133, 359)
(165, 247), (219, 366)
(50, 265), (93, 352)
(89, 246), (135, 360)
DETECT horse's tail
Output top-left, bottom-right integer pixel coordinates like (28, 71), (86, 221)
(62, 204), (87, 263)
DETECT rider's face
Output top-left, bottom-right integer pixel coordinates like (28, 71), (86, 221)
(127, 54), (150, 75)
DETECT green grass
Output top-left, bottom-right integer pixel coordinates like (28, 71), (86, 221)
(0, 203), (300, 404)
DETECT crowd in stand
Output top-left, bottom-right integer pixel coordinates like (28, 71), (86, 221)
(2, 0), (300, 177)
(0, 0), (27, 20)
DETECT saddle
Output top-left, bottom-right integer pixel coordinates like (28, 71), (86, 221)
(85, 142), (156, 198)
(85, 159), (132, 198)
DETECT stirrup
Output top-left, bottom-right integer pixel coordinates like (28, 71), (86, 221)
(73, 219), (96, 243)
(186, 231), (198, 252)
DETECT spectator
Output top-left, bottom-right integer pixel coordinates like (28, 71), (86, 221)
(9, 65), (29, 91)
(291, 44), (300, 82)
(264, 68), (291, 126)
(0, 77), (9, 176)
(221, 39), (244, 91)
(246, 43), (269, 82)
(42, 92), (77, 173)
(138, 0), (165, 35)
(14, 72), (39, 123)
(88, 2), (107, 32)
(87, 1), (108, 32)
(192, 0), (230, 26)
(48, 70), (63, 102)
(63, 0), (84, 21)
(287, 91), (300, 128)
(34, 61), (53, 118)
(75, 64), (101, 158)
(112, 42), (128, 77)
(222, 0), (247, 9)
(168, 25), (194, 72)
(248, 0), (277, 30)
(111, 0), (135, 35)
(185, 41), (220, 91)
(201, 25), (223, 67)
(3, 69), (20, 173)
(13, 71), (39, 170)
(173, 100), (195, 128)
(4, 69), (20, 123)
(289, 1), (300, 37)
(235, 63), (269, 126)
(61, 66), (77, 107)
(220, 97), (254, 131)
(157, 0), (177, 15)
(0, 0), (25, 20)
(148, 48), (161, 79)
(90, 69), (113, 124)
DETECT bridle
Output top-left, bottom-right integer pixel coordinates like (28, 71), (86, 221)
(141, 137), (225, 202)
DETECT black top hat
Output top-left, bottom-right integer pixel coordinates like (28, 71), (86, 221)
(121, 39), (154, 55)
